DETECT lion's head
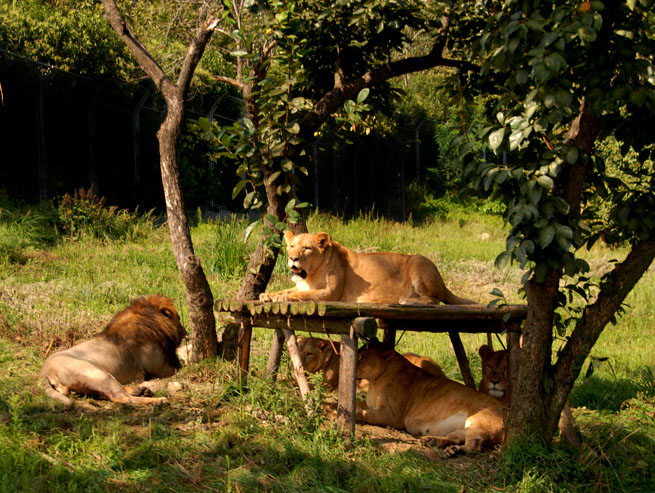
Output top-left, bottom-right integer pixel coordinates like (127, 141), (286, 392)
(283, 231), (332, 281)
(356, 338), (396, 381)
(101, 295), (187, 368)
(478, 344), (508, 400)
(297, 336), (337, 374)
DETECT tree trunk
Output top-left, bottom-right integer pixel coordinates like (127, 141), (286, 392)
(158, 108), (219, 363)
(506, 270), (560, 442)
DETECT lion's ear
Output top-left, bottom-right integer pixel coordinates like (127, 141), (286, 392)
(479, 344), (493, 361)
(161, 307), (175, 319)
(283, 230), (295, 246)
(315, 232), (331, 250)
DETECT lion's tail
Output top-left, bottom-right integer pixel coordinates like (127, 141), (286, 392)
(42, 379), (73, 408)
(443, 288), (478, 305)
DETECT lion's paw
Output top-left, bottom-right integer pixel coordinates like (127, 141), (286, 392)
(259, 293), (272, 302)
(443, 445), (461, 458)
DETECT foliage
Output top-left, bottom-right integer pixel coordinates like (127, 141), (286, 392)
(448, 1), (655, 329)
(53, 189), (155, 241)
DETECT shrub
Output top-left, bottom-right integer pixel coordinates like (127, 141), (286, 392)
(54, 188), (154, 241)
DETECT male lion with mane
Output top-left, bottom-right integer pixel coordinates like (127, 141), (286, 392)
(356, 339), (506, 457)
(259, 231), (475, 305)
(41, 295), (186, 407)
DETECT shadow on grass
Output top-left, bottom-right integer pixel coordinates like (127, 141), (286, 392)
(570, 367), (655, 412)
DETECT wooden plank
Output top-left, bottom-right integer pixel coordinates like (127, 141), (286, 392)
(265, 329), (285, 381)
(237, 321), (253, 383)
(449, 331), (476, 389)
(215, 300), (528, 324)
(337, 325), (358, 438)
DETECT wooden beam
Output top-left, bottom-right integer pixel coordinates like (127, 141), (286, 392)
(449, 331), (476, 389)
(337, 325), (358, 438)
(265, 329), (285, 381)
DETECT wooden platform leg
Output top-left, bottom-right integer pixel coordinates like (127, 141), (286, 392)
(265, 329), (285, 381)
(237, 321), (252, 384)
(337, 325), (358, 438)
(282, 329), (311, 405)
(448, 331), (476, 389)
(380, 321), (396, 345)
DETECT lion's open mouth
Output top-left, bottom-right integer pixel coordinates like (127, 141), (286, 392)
(290, 266), (307, 279)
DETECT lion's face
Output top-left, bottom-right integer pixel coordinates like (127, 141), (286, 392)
(297, 337), (335, 373)
(479, 345), (508, 399)
(284, 231), (331, 281)
(356, 340), (394, 381)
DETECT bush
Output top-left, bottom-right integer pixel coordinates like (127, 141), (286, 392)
(54, 188), (154, 241)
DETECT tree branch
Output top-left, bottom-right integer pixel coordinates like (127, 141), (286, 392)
(213, 75), (245, 89)
(177, 17), (219, 98)
(552, 239), (655, 410)
(101, 0), (174, 97)
(299, 42), (477, 139)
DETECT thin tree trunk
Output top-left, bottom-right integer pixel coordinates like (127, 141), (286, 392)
(101, 0), (219, 362)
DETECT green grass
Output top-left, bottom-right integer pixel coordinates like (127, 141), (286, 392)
(1, 204), (654, 492)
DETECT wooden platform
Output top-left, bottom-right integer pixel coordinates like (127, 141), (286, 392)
(215, 299), (527, 437)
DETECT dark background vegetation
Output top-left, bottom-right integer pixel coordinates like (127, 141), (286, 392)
(0, 0), (474, 220)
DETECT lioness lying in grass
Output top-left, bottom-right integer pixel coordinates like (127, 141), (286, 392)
(356, 339), (506, 457)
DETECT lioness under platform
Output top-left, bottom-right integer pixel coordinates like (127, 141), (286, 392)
(356, 339), (506, 457)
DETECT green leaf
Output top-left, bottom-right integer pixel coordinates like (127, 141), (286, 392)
(230, 49), (249, 57)
(232, 179), (248, 200)
(565, 147), (579, 164)
(489, 128), (506, 154)
(494, 250), (511, 269)
(244, 220), (260, 243)
(491, 287), (505, 297)
(537, 175), (554, 189)
(357, 88), (370, 103)
(539, 225), (556, 248)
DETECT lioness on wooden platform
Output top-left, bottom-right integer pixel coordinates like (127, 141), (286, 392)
(356, 339), (506, 457)
(41, 295), (186, 407)
(259, 231), (476, 305)
(297, 336), (445, 391)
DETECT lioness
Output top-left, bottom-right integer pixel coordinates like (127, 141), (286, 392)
(41, 295), (186, 407)
(297, 336), (445, 391)
(478, 344), (508, 401)
(259, 231), (475, 304)
(477, 344), (581, 446)
(356, 339), (506, 457)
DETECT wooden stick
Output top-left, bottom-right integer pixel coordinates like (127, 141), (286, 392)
(237, 320), (253, 384)
(282, 328), (312, 410)
(337, 325), (358, 438)
(449, 331), (476, 388)
(265, 329), (285, 381)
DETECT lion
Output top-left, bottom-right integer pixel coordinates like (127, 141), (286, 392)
(259, 231), (475, 305)
(356, 339), (506, 457)
(477, 344), (581, 446)
(41, 295), (186, 407)
(478, 344), (508, 401)
(297, 336), (445, 391)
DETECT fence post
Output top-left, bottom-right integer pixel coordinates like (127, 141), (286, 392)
(87, 86), (102, 196)
(132, 91), (150, 197)
(414, 120), (424, 180)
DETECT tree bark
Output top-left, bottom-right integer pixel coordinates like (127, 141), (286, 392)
(102, 0), (219, 362)
(506, 100), (601, 443)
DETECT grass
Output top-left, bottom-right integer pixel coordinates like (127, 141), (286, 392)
(1, 200), (654, 492)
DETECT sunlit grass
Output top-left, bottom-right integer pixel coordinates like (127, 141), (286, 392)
(1, 203), (654, 491)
